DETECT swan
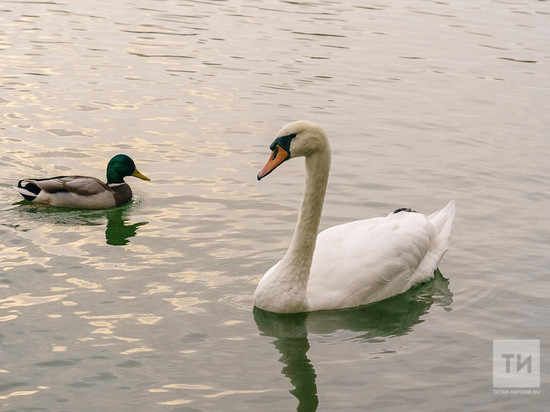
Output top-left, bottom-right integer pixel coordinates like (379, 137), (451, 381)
(14, 154), (150, 209)
(254, 120), (455, 313)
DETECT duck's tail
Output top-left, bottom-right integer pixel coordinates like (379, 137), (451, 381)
(14, 180), (41, 201)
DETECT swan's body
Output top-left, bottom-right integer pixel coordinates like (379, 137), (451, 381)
(254, 121), (455, 313)
(14, 154), (150, 209)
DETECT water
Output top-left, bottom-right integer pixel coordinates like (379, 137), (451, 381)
(1, 0), (549, 410)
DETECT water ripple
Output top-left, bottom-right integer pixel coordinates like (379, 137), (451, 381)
(1, 0), (549, 410)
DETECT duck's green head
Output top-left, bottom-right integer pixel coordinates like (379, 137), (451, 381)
(106, 154), (150, 184)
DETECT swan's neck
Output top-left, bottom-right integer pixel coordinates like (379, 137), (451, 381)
(256, 148), (330, 313)
(284, 150), (330, 270)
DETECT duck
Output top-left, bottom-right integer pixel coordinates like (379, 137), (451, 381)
(254, 120), (455, 313)
(14, 154), (150, 209)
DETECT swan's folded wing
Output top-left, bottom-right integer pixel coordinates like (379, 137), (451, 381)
(307, 213), (437, 310)
(35, 176), (109, 196)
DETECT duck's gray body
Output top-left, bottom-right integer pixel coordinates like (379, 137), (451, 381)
(14, 154), (149, 209)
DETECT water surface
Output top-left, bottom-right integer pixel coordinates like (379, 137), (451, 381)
(1, 0), (549, 410)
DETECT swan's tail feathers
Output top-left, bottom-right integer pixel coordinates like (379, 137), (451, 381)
(428, 200), (455, 233)
(409, 200), (455, 287)
(14, 180), (41, 201)
(427, 199), (456, 258)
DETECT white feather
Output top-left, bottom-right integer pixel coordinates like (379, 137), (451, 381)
(13, 185), (37, 199)
(254, 121), (455, 313)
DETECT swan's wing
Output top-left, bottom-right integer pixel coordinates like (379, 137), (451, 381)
(307, 212), (439, 310)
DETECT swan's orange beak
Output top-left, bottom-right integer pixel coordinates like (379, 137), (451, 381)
(257, 145), (290, 180)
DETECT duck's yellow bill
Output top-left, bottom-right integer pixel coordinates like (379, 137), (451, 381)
(257, 146), (289, 180)
(132, 169), (151, 181)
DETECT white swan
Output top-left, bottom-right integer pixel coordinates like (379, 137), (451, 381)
(254, 120), (455, 313)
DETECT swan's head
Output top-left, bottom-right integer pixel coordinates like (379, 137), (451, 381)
(257, 120), (329, 180)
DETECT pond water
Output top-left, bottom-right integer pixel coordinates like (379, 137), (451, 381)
(1, 0), (549, 410)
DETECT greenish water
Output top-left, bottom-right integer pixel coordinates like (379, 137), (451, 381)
(1, 0), (549, 410)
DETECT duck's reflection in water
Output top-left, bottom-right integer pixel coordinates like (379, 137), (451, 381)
(14, 201), (147, 246)
(104, 205), (147, 246)
(254, 270), (452, 412)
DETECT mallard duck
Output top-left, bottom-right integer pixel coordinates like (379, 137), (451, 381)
(254, 121), (455, 313)
(14, 154), (150, 209)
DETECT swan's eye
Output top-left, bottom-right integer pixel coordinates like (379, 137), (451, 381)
(271, 146), (279, 160)
(269, 133), (297, 154)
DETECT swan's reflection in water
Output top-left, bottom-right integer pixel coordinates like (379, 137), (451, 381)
(254, 271), (452, 412)
(14, 201), (147, 246)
